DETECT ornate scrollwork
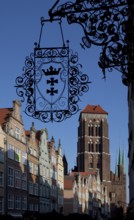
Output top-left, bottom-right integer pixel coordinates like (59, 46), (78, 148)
(15, 43), (90, 122)
(49, 0), (129, 83)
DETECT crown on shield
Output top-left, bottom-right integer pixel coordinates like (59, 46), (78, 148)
(42, 65), (61, 76)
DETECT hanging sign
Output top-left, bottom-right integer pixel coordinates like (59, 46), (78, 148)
(15, 19), (90, 122)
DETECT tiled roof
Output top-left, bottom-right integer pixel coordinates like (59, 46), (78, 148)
(0, 108), (12, 125)
(25, 130), (41, 146)
(82, 104), (108, 114)
(64, 177), (75, 189)
(64, 171), (97, 189)
(25, 130), (30, 137)
(70, 171), (96, 177)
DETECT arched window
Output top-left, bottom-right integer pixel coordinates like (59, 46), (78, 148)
(95, 141), (100, 152)
(95, 125), (100, 137)
(88, 125), (93, 136)
(88, 142), (93, 152)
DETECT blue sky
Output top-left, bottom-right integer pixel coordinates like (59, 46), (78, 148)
(0, 0), (129, 201)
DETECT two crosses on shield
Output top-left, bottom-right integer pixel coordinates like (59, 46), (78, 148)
(42, 65), (61, 96)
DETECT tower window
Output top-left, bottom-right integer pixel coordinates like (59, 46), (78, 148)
(89, 142), (93, 152)
(95, 125), (100, 136)
(89, 125), (93, 136)
(95, 141), (100, 152)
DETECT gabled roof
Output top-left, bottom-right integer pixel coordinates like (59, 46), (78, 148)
(25, 129), (41, 146)
(25, 130), (30, 137)
(82, 104), (108, 115)
(0, 108), (12, 125)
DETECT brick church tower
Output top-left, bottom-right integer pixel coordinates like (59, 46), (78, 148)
(77, 104), (127, 215)
(77, 104), (110, 183)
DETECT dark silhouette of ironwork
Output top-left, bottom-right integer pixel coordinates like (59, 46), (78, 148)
(49, 0), (129, 84)
(15, 0), (130, 122)
(15, 18), (90, 122)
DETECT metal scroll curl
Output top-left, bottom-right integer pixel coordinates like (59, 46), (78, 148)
(49, 0), (129, 83)
(15, 42), (90, 122)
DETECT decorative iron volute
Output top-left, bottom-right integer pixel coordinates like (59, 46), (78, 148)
(49, 0), (129, 84)
(15, 18), (90, 122)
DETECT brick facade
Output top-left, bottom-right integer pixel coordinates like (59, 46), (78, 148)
(77, 104), (126, 217)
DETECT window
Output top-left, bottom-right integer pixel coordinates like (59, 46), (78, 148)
(0, 197), (3, 213)
(89, 125), (93, 136)
(40, 185), (42, 196)
(29, 161), (33, 173)
(15, 127), (20, 139)
(8, 167), (14, 187)
(0, 172), (4, 186)
(29, 147), (37, 156)
(8, 193), (14, 209)
(15, 195), (21, 209)
(15, 170), (21, 188)
(22, 196), (27, 210)
(29, 203), (33, 211)
(46, 186), (50, 198)
(15, 148), (21, 162)
(22, 152), (27, 165)
(29, 182), (33, 194)
(8, 144), (14, 160)
(89, 142), (93, 152)
(95, 125), (100, 136)
(34, 164), (38, 175)
(22, 172), (27, 190)
(95, 141), (100, 152)
(34, 183), (38, 196)
(0, 148), (4, 163)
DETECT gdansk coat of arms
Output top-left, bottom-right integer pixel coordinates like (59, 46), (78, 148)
(15, 42), (90, 122)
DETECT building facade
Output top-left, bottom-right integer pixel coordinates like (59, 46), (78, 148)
(64, 171), (110, 218)
(38, 128), (51, 213)
(25, 123), (39, 213)
(0, 100), (28, 217)
(0, 100), (64, 216)
(77, 104), (110, 184)
(56, 139), (64, 213)
(76, 104), (126, 216)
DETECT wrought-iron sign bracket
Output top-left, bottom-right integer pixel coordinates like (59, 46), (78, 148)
(15, 17), (90, 123)
(48, 0), (129, 85)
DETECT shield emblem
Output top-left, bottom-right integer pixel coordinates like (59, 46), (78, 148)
(15, 45), (89, 122)
(35, 62), (68, 111)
